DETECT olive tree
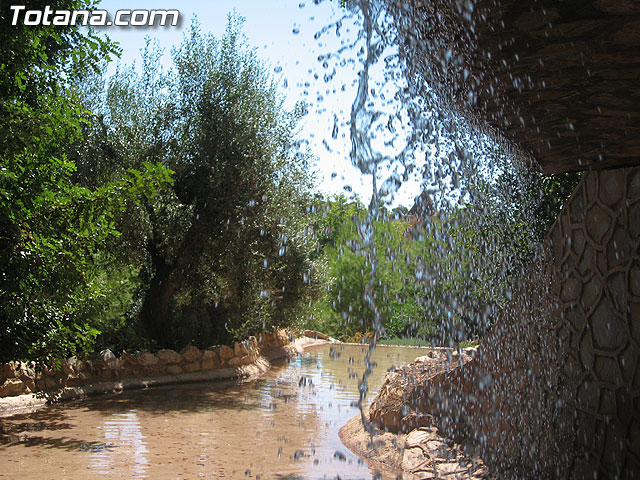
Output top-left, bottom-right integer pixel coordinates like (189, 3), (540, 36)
(99, 16), (317, 348)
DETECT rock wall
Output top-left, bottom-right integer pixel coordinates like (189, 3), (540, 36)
(0, 329), (292, 400)
(370, 166), (639, 479)
(552, 167), (640, 478)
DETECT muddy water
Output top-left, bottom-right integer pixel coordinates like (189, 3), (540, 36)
(0, 344), (427, 479)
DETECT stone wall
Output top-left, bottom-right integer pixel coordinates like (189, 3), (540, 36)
(0, 329), (292, 399)
(551, 167), (639, 478)
(370, 166), (639, 479)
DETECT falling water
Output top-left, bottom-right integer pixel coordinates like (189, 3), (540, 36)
(302, 0), (561, 476)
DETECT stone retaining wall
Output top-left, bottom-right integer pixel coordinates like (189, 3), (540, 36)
(0, 329), (291, 400)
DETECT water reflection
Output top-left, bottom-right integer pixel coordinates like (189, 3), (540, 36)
(0, 344), (427, 479)
(89, 410), (149, 478)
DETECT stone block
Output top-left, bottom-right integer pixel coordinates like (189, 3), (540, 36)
(137, 352), (159, 367)
(0, 378), (28, 397)
(228, 357), (242, 367)
(167, 365), (183, 375)
(157, 349), (183, 364)
(180, 345), (202, 363)
(183, 361), (201, 373)
(99, 349), (118, 369)
(234, 342), (249, 357)
(201, 350), (220, 370)
(218, 345), (234, 360)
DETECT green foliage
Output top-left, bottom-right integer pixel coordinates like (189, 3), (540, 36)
(0, 1), (171, 363)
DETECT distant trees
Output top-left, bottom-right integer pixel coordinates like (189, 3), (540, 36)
(308, 196), (440, 342)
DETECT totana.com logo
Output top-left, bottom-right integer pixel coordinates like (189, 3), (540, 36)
(9, 5), (179, 26)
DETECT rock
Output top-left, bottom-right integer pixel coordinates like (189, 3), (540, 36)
(401, 426), (487, 478)
(259, 332), (274, 347)
(114, 359), (136, 378)
(119, 351), (138, 368)
(96, 367), (115, 380)
(304, 330), (329, 340)
(180, 345), (202, 363)
(275, 329), (289, 345)
(369, 349), (469, 433)
(227, 354), (253, 366)
(61, 358), (77, 376)
(99, 349), (118, 369)
(43, 374), (61, 390)
(141, 365), (164, 376)
(218, 345), (234, 360)
(201, 350), (220, 370)
(402, 412), (434, 432)
(0, 378), (28, 397)
(167, 365), (183, 375)
(201, 359), (216, 370)
(66, 376), (84, 387)
(42, 360), (59, 376)
(234, 341), (249, 357)
(76, 360), (93, 378)
(157, 349), (183, 365)
(247, 336), (259, 351)
(137, 352), (159, 367)
(1, 362), (18, 381)
(202, 349), (219, 362)
(183, 361), (201, 373)
(18, 373), (36, 393)
(228, 357), (242, 367)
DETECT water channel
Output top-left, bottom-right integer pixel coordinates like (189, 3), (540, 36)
(0, 344), (431, 479)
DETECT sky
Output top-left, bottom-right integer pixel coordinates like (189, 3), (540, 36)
(92, 0), (423, 207)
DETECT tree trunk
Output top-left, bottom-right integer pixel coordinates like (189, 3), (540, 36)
(139, 241), (177, 348)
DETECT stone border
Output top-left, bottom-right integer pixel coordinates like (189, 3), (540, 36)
(0, 332), (334, 414)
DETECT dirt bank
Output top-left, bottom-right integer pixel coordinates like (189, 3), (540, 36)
(339, 348), (490, 479)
